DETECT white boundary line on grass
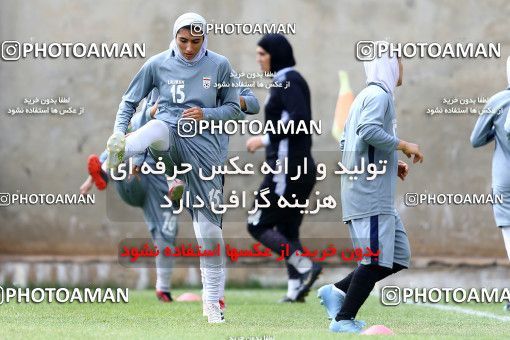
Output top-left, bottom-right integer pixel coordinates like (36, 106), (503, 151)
(371, 292), (510, 322)
(405, 301), (510, 322)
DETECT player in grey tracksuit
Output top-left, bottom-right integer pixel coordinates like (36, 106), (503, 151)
(317, 42), (424, 333)
(104, 12), (255, 323)
(102, 76), (258, 315)
(81, 90), (178, 302)
(471, 56), (510, 311)
(84, 81), (258, 305)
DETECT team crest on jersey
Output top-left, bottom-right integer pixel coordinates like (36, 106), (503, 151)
(203, 76), (211, 89)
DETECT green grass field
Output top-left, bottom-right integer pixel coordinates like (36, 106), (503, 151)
(1, 289), (510, 339)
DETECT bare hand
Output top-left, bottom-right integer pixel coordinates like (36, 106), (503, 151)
(80, 176), (94, 195)
(239, 96), (247, 112)
(150, 100), (159, 118)
(397, 160), (409, 181)
(182, 107), (204, 120)
(398, 141), (424, 164)
(246, 136), (264, 153)
(129, 165), (141, 181)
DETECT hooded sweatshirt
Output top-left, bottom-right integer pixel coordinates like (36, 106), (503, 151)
(340, 43), (400, 221)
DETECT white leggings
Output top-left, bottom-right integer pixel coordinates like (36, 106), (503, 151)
(193, 211), (225, 303)
(123, 121), (226, 301)
(124, 120), (170, 158)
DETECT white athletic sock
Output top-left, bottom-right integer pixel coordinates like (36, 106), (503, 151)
(193, 211), (225, 303)
(286, 279), (301, 299)
(501, 227), (510, 261)
(124, 120), (170, 159)
(219, 267), (227, 300)
(287, 252), (313, 274)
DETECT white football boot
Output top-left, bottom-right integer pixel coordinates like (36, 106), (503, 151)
(206, 302), (225, 323)
(105, 132), (126, 169)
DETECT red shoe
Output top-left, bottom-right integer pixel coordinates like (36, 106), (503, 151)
(87, 154), (108, 190)
(156, 290), (173, 302)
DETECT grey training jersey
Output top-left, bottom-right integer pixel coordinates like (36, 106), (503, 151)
(114, 48), (243, 137)
(113, 49), (244, 226)
(341, 84), (399, 222)
(470, 89), (510, 227)
(102, 100), (177, 240)
(471, 89), (510, 188)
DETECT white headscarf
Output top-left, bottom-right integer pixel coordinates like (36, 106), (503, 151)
(169, 12), (208, 66)
(364, 41), (400, 95)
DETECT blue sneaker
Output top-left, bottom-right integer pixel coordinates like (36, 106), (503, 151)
(317, 284), (367, 327)
(354, 319), (366, 328)
(317, 284), (345, 320)
(329, 319), (363, 333)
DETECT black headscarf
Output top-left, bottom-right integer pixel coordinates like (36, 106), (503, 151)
(257, 34), (296, 73)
